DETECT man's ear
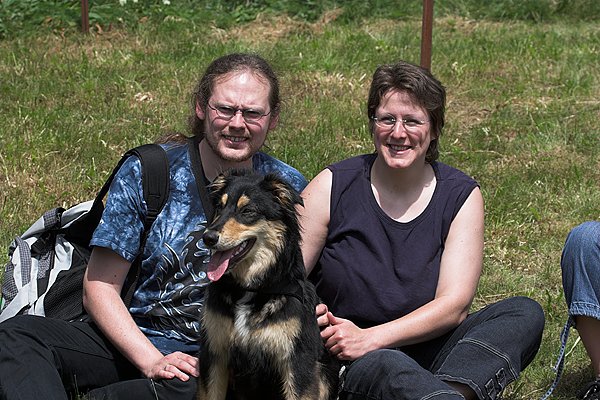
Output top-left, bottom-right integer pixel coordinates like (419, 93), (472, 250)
(195, 102), (205, 120)
(268, 112), (279, 130)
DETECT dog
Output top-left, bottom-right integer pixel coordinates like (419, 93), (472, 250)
(197, 169), (339, 400)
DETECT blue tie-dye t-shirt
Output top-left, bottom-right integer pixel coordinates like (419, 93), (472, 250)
(90, 141), (307, 355)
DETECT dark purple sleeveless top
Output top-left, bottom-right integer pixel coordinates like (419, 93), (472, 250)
(309, 154), (478, 329)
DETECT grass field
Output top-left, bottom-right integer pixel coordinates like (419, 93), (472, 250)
(0, 1), (599, 399)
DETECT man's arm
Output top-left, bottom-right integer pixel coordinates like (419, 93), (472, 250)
(83, 246), (198, 380)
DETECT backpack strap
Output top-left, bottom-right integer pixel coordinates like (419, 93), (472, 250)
(92, 144), (169, 219)
(120, 144), (170, 306)
(188, 135), (214, 222)
(126, 144), (170, 236)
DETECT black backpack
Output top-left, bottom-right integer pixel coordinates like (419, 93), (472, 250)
(0, 144), (169, 322)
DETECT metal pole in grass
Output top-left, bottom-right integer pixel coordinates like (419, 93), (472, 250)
(81, 0), (90, 33)
(420, 0), (434, 70)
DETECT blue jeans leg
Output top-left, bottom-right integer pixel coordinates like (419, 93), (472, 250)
(561, 221), (600, 321)
(340, 349), (465, 400)
(430, 297), (544, 399)
(339, 297), (544, 400)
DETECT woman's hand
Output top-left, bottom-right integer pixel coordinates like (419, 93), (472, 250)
(316, 304), (376, 361)
(144, 351), (199, 381)
(315, 303), (331, 329)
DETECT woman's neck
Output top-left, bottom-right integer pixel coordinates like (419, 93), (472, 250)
(370, 156), (436, 222)
(371, 156), (433, 191)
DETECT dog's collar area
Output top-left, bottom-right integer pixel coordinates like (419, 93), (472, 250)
(243, 279), (305, 304)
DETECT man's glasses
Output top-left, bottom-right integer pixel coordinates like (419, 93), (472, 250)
(371, 115), (428, 133)
(208, 103), (270, 122)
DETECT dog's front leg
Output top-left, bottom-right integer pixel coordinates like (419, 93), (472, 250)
(196, 381), (209, 400)
(197, 359), (229, 400)
(208, 359), (229, 400)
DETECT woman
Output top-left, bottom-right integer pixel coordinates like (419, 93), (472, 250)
(299, 60), (544, 400)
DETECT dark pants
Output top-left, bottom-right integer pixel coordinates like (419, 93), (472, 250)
(339, 296), (545, 400)
(0, 315), (196, 400)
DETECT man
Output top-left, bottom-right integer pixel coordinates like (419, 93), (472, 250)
(0, 53), (307, 400)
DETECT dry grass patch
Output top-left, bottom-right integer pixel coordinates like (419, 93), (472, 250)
(209, 8), (348, 47)
(361, 18), (422, 39)
(209, 11), (335, 46)
(284, 70), (369, 108)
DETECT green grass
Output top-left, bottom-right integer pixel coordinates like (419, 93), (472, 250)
(1, 2), (599, 399)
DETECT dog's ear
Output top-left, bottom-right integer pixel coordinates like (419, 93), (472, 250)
(210, 169), (252, 194)
(262, 174), (303, 208)
(209, 173), (228, 195)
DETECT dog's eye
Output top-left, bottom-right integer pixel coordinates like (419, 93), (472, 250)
(240, 207), (256, 217)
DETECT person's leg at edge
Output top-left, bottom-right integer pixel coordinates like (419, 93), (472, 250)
(561, 221), (600, 381)
(576, 317), (600, 379)
(339, 349), (465, 400)
(0, 315), (134, 400)
(429, 296), (545, 400)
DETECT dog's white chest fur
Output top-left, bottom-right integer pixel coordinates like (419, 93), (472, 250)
(231, 293), (300, 360)
(202, 292), (301, 360)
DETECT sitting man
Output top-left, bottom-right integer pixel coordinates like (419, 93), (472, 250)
(0, 52), (307, 400)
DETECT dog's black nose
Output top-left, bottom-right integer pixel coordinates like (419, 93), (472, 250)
(203, 229), (219, 247)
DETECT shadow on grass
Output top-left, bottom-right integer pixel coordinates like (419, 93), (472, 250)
(551, 365), (595, 399)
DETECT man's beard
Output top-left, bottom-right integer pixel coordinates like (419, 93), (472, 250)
(204, 132), (258, 163)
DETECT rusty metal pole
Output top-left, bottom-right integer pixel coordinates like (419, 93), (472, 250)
(420, 0), (434, 70)
(81, 0), (90, 33)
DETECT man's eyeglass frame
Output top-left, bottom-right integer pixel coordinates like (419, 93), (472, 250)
(207, 103), (271, 122)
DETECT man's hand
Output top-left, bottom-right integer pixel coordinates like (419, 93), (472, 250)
(144, 351), (199, 381)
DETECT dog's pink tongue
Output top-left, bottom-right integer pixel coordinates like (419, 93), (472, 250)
(207, 249), (236, 282)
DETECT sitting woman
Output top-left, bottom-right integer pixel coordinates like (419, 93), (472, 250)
(299, 60), (545, 400)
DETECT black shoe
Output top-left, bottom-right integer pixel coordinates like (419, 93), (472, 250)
(578, 379), (600, 400)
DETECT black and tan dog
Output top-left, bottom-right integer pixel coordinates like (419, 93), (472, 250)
(197, 170), (339, 400)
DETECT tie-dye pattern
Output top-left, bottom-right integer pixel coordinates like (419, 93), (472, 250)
(90, 142), (307, 354)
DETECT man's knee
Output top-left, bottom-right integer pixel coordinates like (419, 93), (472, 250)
(0, 315), (43, 346)
(157, 377), (197, 400)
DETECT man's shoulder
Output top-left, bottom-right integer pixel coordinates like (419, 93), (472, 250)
(161, 141), (190, 165)
(254, 152), (308, 192)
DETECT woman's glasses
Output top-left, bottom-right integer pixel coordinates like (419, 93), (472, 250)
(371, 115), (428, 133)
